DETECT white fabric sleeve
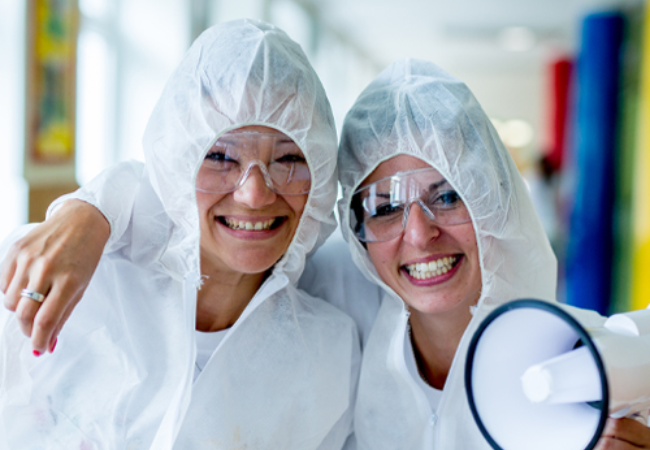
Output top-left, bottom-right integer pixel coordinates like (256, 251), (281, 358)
(46, 160), (145, 254)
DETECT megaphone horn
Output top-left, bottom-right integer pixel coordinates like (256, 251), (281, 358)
(465, 299), (650, 450)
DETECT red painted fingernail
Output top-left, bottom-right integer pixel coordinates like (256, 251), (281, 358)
(50, 338), (58, 353)
(33, 350), (41, 357)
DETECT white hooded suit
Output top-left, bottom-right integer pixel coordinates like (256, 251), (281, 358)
(335, 59), (606, 449)
(0, 20), (358, 450)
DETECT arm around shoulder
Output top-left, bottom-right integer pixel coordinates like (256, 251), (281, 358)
(0, 160), (144, 356)
(48, 160), (144, 252)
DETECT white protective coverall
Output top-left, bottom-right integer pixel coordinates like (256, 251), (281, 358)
(336, 59), (607, 449)
(0, 20), (359, 450)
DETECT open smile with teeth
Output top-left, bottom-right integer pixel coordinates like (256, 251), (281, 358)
(222, 217), (283, 231)
(404, 256), (460, 280)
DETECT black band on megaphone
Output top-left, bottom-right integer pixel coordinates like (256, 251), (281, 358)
(464, 299), (609, 450)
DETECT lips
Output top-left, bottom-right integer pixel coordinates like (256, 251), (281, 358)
(220, 217), (284, 231)
(215, 215), (287, 239)
(405, 256), (459, 279)
(402, 254), (463, 285)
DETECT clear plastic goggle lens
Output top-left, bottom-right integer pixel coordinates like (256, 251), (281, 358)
(349, 167), (471, 242)
(195, 131), (311, 195)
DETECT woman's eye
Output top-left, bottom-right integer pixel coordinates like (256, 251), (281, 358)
(432, 190), (461, 208)
(274, 154), (306, 164)
(204, 151), (237, 171)
(371, 202), (403, 218)
(205, 151), (235, 163)
(205, 151), (225, 161)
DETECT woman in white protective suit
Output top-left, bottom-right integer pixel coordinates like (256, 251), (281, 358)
(333, 57), (554, 449)
(0, 19), (358, 449)
(335, 59), (650, 449)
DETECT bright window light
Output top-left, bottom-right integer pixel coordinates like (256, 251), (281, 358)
(497, 26), (536, 52)
(79, 0), (111, 19)
(76, 28), (112, 185)
(0, 0), (28, 232)
(270, 0), (313, 52)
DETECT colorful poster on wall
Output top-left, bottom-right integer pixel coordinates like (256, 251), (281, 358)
(27, 0), (79, 163)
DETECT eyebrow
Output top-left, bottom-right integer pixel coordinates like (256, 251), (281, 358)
(216, 136), (297, 147)
(428, 179), (450, 191)
(367, 178), (451, 200)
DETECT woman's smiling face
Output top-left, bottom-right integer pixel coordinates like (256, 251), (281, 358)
(362, 154), (482, 316)
(196, 125), (309, 275)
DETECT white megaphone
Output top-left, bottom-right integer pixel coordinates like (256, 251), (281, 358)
(465, 299), (650, 450)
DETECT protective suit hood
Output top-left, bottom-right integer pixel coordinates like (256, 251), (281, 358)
(339, 58), (556, 308)
(338, 59), (557, 448)
(144, 19), (338, 284)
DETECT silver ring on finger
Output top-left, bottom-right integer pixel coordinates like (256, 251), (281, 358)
(20, 289), (45, 303)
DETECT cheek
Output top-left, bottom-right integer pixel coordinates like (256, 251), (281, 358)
(281, 195), (309, 233)
(195, 192), (225, 218)
(454, 224), (479, 254)
(458, 227), (482, 286)
(367, 242), (398, 279)
(285, 194), (308, 217)
(281, 194), (308, 242)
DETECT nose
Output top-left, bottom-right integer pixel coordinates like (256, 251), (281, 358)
(402, 201), (440, 248)
(232, 166), (277, 209)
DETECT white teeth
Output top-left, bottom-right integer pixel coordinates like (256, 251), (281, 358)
(224, 218), (275, 231)
(405, 256), (458, 280)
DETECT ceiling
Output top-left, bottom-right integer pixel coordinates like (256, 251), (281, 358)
(297, 0), (636, 154)
(315, 0), (624, 68)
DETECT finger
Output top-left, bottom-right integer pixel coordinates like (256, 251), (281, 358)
(32, 282), (80, 354)
(46, 297), (78, 354)
(14, 278), (49, 344)
(600, 418), (650, 448)
(603, 417), (647, 439)
(31, 283), (72, 355)
(595, 436), (640, 450)
(2, 255), (27, 311)
(15, 296), (44, 341)
(0, 244), (18, 295)
(48, 322), (62, 353)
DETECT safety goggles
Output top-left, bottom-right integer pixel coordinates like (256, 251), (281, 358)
(195, 131), (311, 195)
(349, 167), (471, 242)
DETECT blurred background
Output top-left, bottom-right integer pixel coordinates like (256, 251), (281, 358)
(1, 0), (649, 313)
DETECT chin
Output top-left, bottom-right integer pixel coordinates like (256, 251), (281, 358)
(413, 303), (459, 316)
(402, 289), (467, 316)
(232, 253), (282, 274)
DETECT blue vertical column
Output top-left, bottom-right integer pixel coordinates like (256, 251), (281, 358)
(565, 12), (624, 314)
